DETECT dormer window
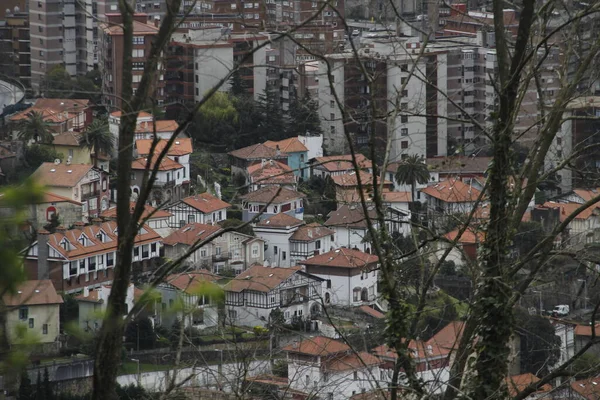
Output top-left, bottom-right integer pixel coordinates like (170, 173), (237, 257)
(96, 232), (104, 242)
(60, 239), (69, 250)
(79, 236), (86, 246)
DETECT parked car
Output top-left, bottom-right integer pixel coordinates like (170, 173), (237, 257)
(552, 304), (570, 317)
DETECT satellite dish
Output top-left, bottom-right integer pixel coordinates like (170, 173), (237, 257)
(54, 159), (61, 165)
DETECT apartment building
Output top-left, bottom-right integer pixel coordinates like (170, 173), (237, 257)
(0, 8), (30, 87)
(99, 13), (163, 109)
(28, 0), (96, 92)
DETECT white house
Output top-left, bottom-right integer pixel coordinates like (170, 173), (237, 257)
(241, 187), (306, 222)
(283, 336), (382, 400)
(109, 111), (187, 142)
(3, 280), (63, 345)
(289, 223), (336, 266)
(254, 213), (305, 268)
(101, 202), (173, 238)
(135, 138), (193, 188)
(420, 179), (482, 215)
(167, 193), (231, 228)
(300, 248), (379, 306)
(75, 283), (135, 332)
(224, 264), (324, 327)
(163, 222), (265, 274)
(157, 270), (221, 330)
(533, 201), (600, 246)
(324, 205), (378, 252)
(130, 156), (187, 204)
(247, 160), (297, 192)
(108, 111), (153, 139)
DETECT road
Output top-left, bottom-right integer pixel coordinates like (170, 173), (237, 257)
(0, 79), (24, 109)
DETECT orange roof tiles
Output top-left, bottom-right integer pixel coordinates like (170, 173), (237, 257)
(3, 280), (63, 306)
(163, 223), (222, 246)
(324, 204), (377, 228)
(264, 137), (308, 153)
(101, 202), (172, 220)
(101, 19), (159, 35)
(136, 138), (193, 156)
(539, 201), (597, 221)
(331, 171), (391, 187)
(506, 373), (551, 397)
(301, 248), (378, 269)
(359, 305), (385, 319)
(325, 351), (381, 371)
(53, 131), (82, 147)
(75, 289), (103, 303)
(571, 377), (600, 399)
(241, 187), (305, 204)
(248, 160), (295, 186)
(574, 323), (600, 337)
(165, 270), (220, 294)
(444, 228), (485, 244)
(134, 120), (179, 133)
(420, 179), (481, 203)
(289, 223), (334, 241)
(181, 192), (231, 213)
(10, 99), (90, 123)
(381, 191), (412, 203)
(131, 156), (184, 171)
(225, 265), (304, 293)
(282, 336), (350, 356)
(32, 163), (95, 188)
(41, 220), (160, 260)
(229, 143), (287, 160)
(256, 213), (304, 228)
(110, 111), (152, 118)
(312, 154), (372, 172)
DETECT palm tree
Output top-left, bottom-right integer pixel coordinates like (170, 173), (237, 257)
(394, 154), (430, 204)
(17, 111), (55, 144)
(79, 118), (114, 167)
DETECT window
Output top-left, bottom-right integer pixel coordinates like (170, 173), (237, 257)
(132, 62), (145, 70)
(231, 3), (236, 8)
(330, 113), (335, 121)
(200, 249), (207, 257)
(180, 220), (186, 228)
(132, 49), (145, 58)
(330, 126), (336, 134)
(216, 247), (222, 255)
(274, 246), (278, 255)
(130, 173), (135, 180)
(330, 100), (335, 108)
(19, 307), (28, 320)
(282, 251), (287, 260)
(401, 115), (408, 123)
(326, 280), (332, 289)
(557, 137), (562, 145)
(43, 324), (48, 335)
(39, 50), (44, 56)
(132, 75), (142, 83)
(142, 244), (149, 258)
(38, 26), (43, 32)
(401, 128), (408, 136)
(252, 244), (259, 257)
(28, 318), (34, 329)
(80, 259), (86, 271)
(107, 252), (114, 267)
(353, 371), (358, 380)
(133, 36), (145, 44)
(88, 256), (96, 271)
(315, 240), (321, 249)
(401, 141), (408, 149)
(188, 214), (195, 223)
(134, 247), (140, 258)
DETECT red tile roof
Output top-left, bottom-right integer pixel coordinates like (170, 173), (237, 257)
(312, 154), (372, 172)
(247, 160), (296, 186)
(101, 202), (172, 220)
(110, 111), (152, 118)
(10, 99), (90, 123)
(539, 201), (597, 221)
(3, 280), (63, 306)
(420, 179), (481, 203)
(301, 248), (378, 269)
(444, 228), (485, 244)
(53, 131), (82, 147)
(574, 323), (600, 337)
(256, 213), (304, 228)
(225, 265), (303, 293)
(181, 192), (231, 213)
(229, 143), (287, 160)
(282, 336), (350, 356)
(381, 191), (412, 203)
(27, 192), (82, 206)
(264, 137), (308, 153)
(325, 351), (382, 371)
(358, 305), (385, 319)
(289, 223), (334, 241)
(241, 187), (305, 204)
(134, 120), (179, 133)
(506, 373), (551, 397)
(331, 171), (391, 187)
(324, 204), (377, 228)
(571, 377), (600, 399)
(131, 157), (184, 171)
(101, 19), (159, 35)
(163, 223), (222, 246)
(135, 138), (193, 156)
(165, 270), (220, 294)
(32, 163), (95, 188)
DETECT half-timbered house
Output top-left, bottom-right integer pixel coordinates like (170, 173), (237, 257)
(167, 193), (231, 228)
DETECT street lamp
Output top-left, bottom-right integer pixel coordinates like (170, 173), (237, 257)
(130, 358), (140, 386)
(578, 279), (586, 310)
(533, 290), (543, 315)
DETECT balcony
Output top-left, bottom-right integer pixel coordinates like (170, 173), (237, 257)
(212, 251), (231, 262)
(152, 180), (176, 188)
(81, 189), (100, 201)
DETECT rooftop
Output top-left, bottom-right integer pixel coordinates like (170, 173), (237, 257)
(538, 201), (597, 221)
(134, 120), (179, 133)
(426, 156), (492, 174)
(225, 264), (304, 293)
(3, 280), (63, 306)
(324, 204), (377, 228)
(444, 228), (485, 244)
(420, 179), (481, 203)
(256, 213), (304, 229)
(506, 373), (551, 397)
(289, 223), (334, 241)
(264, 137), (308, 153)
(10, 98), (90, 123)
(301, 247), (378, 269)
(135, 138), (193, 156)
(247, 160), (295, 186)
(163, 223), (222, 246)
(131, 157), (184, 171)
(311, 154), (372, 172)
(101, 19), (160, 35)
(331, 171), (391, 187)
(180, 192), (231, 213)
(241, 187), (306, 204)
(229, 143), (287, 160)
(165, 270), (220, 294)
(101, 202), (172, 220)
(282, 336), (350, 356)
(32, 163), (96, 188)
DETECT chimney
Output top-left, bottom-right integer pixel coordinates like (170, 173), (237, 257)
(153, 16), (160, 28)
(74, 221), (85, 229)
(92, 218), (103, 227)
(37, 229), (50, 280)
(56, 225), (67, 233)
(83, 286), (89, 297)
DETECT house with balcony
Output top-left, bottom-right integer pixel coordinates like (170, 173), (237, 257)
(3, 280), (63, 345)
(31, 162), (110, 220)
(254, 213), (305, 268)
(50, 131), (110, 171)
(223, 264), (324, 327)
(10, 98), (92, 139)
(309, 154), (372, 179)
(247, 160), (297, 192)
(289, 223), (336, 266)
(241, 187), (306, 222)
(324, 205), (378, 253)
(135, 137), (192, 184)
(163, 223), (264, 275)
(166, 193), (231, 228)
(300, 248), (379, 306)
(24, 221), (162, 293)
(331, 171), (393, 205)
(101, 202), (173, 238)
(228, 143), (288, 178)
(131, 156), (187, 205)
(157, 270), (221, 330)
(264, 137), (309, 179)
(108, 111), (153, 138)
(420, 179), (482, 222)
(283, 336), (382, 400)
(75, 283), (135, 332)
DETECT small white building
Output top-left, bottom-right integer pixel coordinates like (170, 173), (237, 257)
(289, 223), (336, 266)
(420, 179), (482, 215)
(167, 193), (231, 229)
(300, 248), (379, 306)
(324, 205), (378, 253)
(241, 187), (306, 222)
(157, 271), (221, 330)
(283, 336), (382, 400)
(76, 283), (135, 332)
(224, 264), (324, 327)
(254, 213), (305, 268)
(135, 138), (193, 188)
